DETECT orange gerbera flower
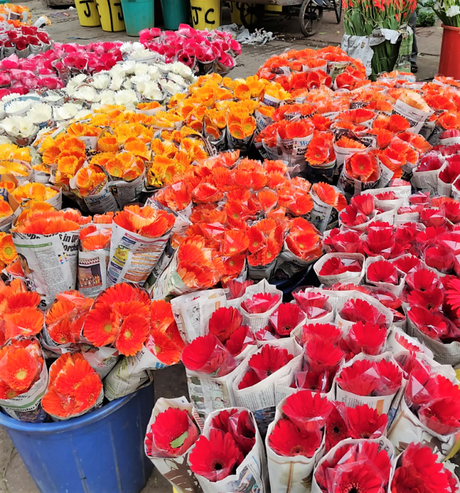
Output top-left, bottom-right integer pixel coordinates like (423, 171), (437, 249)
(150, 300), (175, 333)
(80, 226), (111, 251)
(221, 230), (250, 257)
(0, 340), (42, 396)
(75, 164), (107, 197)
(12, 183), (58, 204)
(92, 212), (114, 224)
(114, 205), (175, 238)
(4, 291), (40, 313)
(97, 135), (119, 153)
(42, 353), (102, 418)
(0, 198), (12, 219)
(0, 233), (17, 264)
(4, 307), (44, 340)
(15, 201), (55, 226)
(346, 153), (378, 182)
(335, 136), (366, 149)
(147, 330), (183, 365)
(13, 211), (80, 235)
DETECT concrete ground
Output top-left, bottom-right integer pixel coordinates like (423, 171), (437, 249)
(0, 1), (448, 492)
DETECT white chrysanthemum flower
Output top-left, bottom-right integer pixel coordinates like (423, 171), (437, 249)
(147, 65), (160, 81)
(27, 103), (52, 124)
(74, 109), (93, 121)
(0, 135), (11, 145)
(161, 80), (181, 95)
(5, 99), (31, 115)
(54, 103), (81, 121)
(129, 48), (154, 60)
(169, 61), (193, 79)
(114, 89), (138, 107)
(134, 63), (149, 76)
(120, 60), (137, 75)
(122, 78), (133, 90)
(73, 86), (100, 103)
(447, 5), (460, 16)
(66, 74), (87, 92)
(109, 74), (124, 91)
(136, 81), (164, 101)
(131, 74), (151, 86)
(1, 116), (38, 137)
(92, 73), (110, 90)
(99, 90), (116, 106)
(168, 72), (187, 88)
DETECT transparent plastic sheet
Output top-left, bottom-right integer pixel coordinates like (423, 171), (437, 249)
(268, 304), (306, 338)
(291, 289), (332, 320)
(188, 407), (268, 493)
(145, 397), (204, 493)
(311, 437), (395, 493)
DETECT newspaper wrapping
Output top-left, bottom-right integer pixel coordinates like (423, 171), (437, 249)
(170, 289), (228, 343)
(232, 338), (303, 435)
(12, 228), (80, 308)
(107, 222), (173, 287)
(189, 407), (268, 493)
(104, 338), (166, 401)
(334, 352), (404, 417)
(186, 345), (258, 421)
(145, 397), (204, 493)
(77, 248), (109, 298)
(0, 357), (48, 423)
(310, 437), (395, 493)
(81, 346), (120, 379)
(406, 315), (460, 366)
(314, 252), (366, 287)
(365, 255), (406, 296)
(239, 279), (283, 333)
(110, 171), (145, 209)
(266, 394), (327, 493)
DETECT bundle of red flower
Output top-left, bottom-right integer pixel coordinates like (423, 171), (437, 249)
(189, 408), (263, 489)
(0, 41), (123, 97)
(0, 25), (51, 58)
(391, 442), (459, 493)
(140, 24), (241, 74)
(312, 439), (393, 493)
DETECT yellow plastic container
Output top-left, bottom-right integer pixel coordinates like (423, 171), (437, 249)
(190, 0), (220, 30)
(75, 0), (100, 27)
(265, 4), (282, 12)
(230, 2), (255, 25)
(96, 0), (125, 31)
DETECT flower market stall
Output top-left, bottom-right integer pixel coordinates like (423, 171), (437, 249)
(0, 20), (460, 493)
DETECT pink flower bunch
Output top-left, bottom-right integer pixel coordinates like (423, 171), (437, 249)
(139, 24), (241, 72)
(0, 42), (123, 98)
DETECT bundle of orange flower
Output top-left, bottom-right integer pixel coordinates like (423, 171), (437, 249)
(147, 300), (185, 366)
(285, 218), (323, 261)
(12, 209), (84, 235)
(45, 291), (94, 346)
(93, 152), (145, 183)
(154, 181), (193, 213)
(73, 164), (108, 198)
(83, 283), (150, 356)
(0, 339), (44, 401)
(12, 183), (59, 205)
(247, 218), (284, 268)
(80, 225), (111, 251)
(0, 232), (17, 269)
(114, 205), (175, 239)
(41, 353), (103, 419)
(0, 280), (43, 344)
(257, 47), (366, 91)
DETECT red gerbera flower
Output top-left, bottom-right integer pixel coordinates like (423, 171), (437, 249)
(269, 418), (322, 458)
(226, 280), (254, 300)
(347, 404), (388, 439)
(340, 299), (387, 326)
(238, 369), (261, 390)
(208, 307), (243, 344)
(225, 325), (254, 356)
(346, 321), (387, 356)
(305, 339), (344, 372)
(367, 260), (399, 285)
(181, 334), (236, 377)
(247, 344), (293, 381)
(392, 255), (421, 274)
(336, 359), (378, 397)
(351, 194), (375, 216)
(146, 407), (199, 457)
(189, 429), (243, 482)
(241, 293), (280, 314)
(407, 306), (448, 340)
(323, 230), (361, 253)
(282, 390), (333, 432)
(302, 323), (342, 345)
(325, 402), (349, 451)
(269, 303), (304, 337)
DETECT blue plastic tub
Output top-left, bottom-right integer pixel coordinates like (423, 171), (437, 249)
(120, 0), (155, 36)
(0, 384), (154, 493)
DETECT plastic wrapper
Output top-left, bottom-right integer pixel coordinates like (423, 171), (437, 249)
(334, 352), (404, 416)
(0, 338), (48, 423)
(239, 279), (283, 332)
(232, 338), (303, 434)
(12, 227), (79, 307)
(291, 289), (334, 323)
(265, 393), (328, 493)
(145, 396), (203, 493)
(314, 252), (365, 286)
(311, 437), (395, 493)
(188, 407), (268, 493)
(365, 255), (406, 296)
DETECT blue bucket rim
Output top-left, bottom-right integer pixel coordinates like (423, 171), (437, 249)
(0, 387), (148, 434)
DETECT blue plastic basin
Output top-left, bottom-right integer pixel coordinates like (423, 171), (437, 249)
(0, 384), (154, 493)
